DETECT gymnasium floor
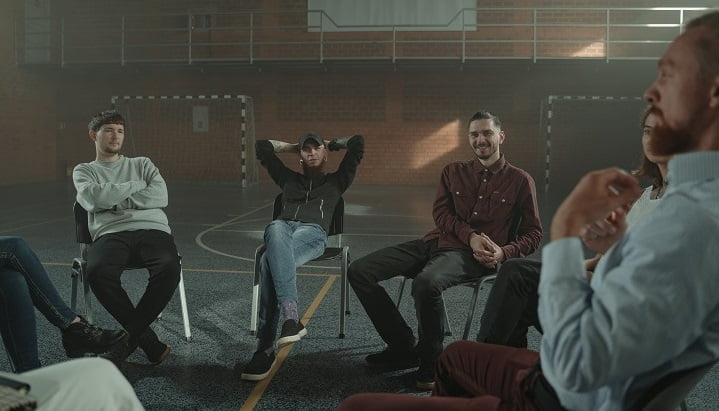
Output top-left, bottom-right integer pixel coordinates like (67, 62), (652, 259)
(0, 180), (716, 410)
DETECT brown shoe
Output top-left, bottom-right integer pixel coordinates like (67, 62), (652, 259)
(139, 328), (171, 365)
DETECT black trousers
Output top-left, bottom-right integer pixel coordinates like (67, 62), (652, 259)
(86, 230), (180, 344)
(476, 258), (542, 347)
(348, 238), (494, 364)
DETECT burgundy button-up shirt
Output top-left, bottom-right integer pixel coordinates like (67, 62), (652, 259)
(423, 155), (542, 260)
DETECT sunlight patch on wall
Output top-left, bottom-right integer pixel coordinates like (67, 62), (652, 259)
(410, 119), (462, 170)
(571, 42), (606, 57)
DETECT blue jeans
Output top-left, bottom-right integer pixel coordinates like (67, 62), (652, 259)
(0, 236), (76, 372)
(256, 220), (326, 350)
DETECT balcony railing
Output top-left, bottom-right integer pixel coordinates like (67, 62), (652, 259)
(17, 7), (712, 67)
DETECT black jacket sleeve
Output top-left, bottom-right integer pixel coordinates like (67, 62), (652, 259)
(255, 140), (293, 188)
(333, 135), (365, 193)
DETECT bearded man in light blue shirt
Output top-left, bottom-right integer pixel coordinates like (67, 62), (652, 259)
(538, 11), (719, 410)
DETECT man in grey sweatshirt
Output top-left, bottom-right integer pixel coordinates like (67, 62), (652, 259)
(72, 110), (181, 365)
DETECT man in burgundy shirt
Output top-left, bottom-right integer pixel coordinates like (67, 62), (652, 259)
(348, 110), (543, 390)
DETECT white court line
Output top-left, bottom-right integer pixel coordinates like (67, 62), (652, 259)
(194, 202), (274, 262)
(194, 202), (426, 267)
(0, 217), (68, 234)
(208, 228), (422, 238)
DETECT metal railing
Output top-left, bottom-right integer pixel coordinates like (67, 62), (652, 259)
(17, 7), (712, 67)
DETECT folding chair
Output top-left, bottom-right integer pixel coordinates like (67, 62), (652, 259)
(69, 202), (192, 342)
(250, 194), (351, 338)
(396, 274), (497, 340)
(395, 211), (524, 340)
(634, 360), (716, 411)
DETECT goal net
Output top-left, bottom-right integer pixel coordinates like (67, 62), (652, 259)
(112, 95), (257, 187)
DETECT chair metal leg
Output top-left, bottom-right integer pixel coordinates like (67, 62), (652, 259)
(441, 297), (453, 336)
(396, 277), (407, 304)
(344, 251), (351, 315)
(177, 268), (192, 342)
(339, 246), (349, 338)
(250, 245), (264, 335)
(80, 262), (94, 324)
(462, 280), (482, 340)
(70, 258), (81, 311)
(462, 274), (497, 340)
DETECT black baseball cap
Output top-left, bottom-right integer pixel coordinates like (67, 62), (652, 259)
(298, 132), (324, 148)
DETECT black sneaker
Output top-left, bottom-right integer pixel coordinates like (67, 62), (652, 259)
(100, 338), (136, 366)
(365, 346), (419, 369)
(138, 329), (171, 365)
(61, 316), (128, 358)
(416, 362), (435, 390)
(276, 319), (307, 348)
(237, 351), (277, 381)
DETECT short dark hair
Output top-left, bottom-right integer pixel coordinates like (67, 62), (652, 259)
(468, 110), (502, 129)
(631, 106), (663, 189)
(88, 110), (125, 132)
(685, 11), (719, 78)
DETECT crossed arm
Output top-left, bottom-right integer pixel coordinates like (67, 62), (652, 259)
(73, 158), (168, 212)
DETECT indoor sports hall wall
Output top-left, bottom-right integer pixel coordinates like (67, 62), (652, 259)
(2, 0), (715, 188)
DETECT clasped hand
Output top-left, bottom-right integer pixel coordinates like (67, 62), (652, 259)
(470, 232), (504, 269)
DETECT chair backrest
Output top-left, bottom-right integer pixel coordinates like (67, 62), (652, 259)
(271, 194), (344, 237)
(634, 361), (716, 411)
(73, 202), (93, 245)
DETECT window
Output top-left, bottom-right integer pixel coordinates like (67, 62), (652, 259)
(308, 0), (476, 32)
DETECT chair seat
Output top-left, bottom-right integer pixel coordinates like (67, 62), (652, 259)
(314, 247), (344, 261)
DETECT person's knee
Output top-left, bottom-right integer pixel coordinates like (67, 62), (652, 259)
(85, 259), (112, 286)
(0, 271), (28, 294)
(263, 220), (287, 241)
(498, 260), (528, 285)
(348, 257), (373, 286)
(498, 259), (523, 277)
(155, 252), (181, 281)
(337, 393), (376, 411)
(442, 340), (476, 359)
(156, 251), (180, 269)
(411, 272), (442, 300)
(1, 236), (27, 253)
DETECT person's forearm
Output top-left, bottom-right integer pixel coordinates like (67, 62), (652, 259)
(73, 170), (145, 212)
(127, 175), (168, 210)
(550, 205), (587, 240)
(268, 140), (298, 153)
(329, 135), (355, 150)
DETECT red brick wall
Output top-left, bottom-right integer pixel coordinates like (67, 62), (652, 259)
(0, 1), (57, 184)
(48, 61), (656, 189)
(2, 0), (715, 186)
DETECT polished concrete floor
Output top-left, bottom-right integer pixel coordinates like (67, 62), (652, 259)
(0, 180), (716, 410)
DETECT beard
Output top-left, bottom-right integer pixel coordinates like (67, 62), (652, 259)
(473, 144), (496, 160)
(648, 108), (702, 157)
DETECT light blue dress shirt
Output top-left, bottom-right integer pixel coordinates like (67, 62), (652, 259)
(538, 151), (719, 410)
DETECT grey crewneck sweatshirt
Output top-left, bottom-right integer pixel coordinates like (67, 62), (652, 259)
(73, 156), (171, 240)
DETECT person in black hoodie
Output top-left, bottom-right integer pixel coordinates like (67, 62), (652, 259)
(237, 133), (364, 381)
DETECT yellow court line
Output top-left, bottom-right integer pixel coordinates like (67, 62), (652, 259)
(239, 275), (337, 411)
(42, 262), (338, 278)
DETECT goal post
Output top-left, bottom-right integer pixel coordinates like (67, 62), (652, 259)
(111, 94), (257, 187)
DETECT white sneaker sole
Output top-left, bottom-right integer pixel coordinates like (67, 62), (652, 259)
(416, 380), (435, 390)
(240, 357), (277, 381)
(276, 327), (307, 348)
